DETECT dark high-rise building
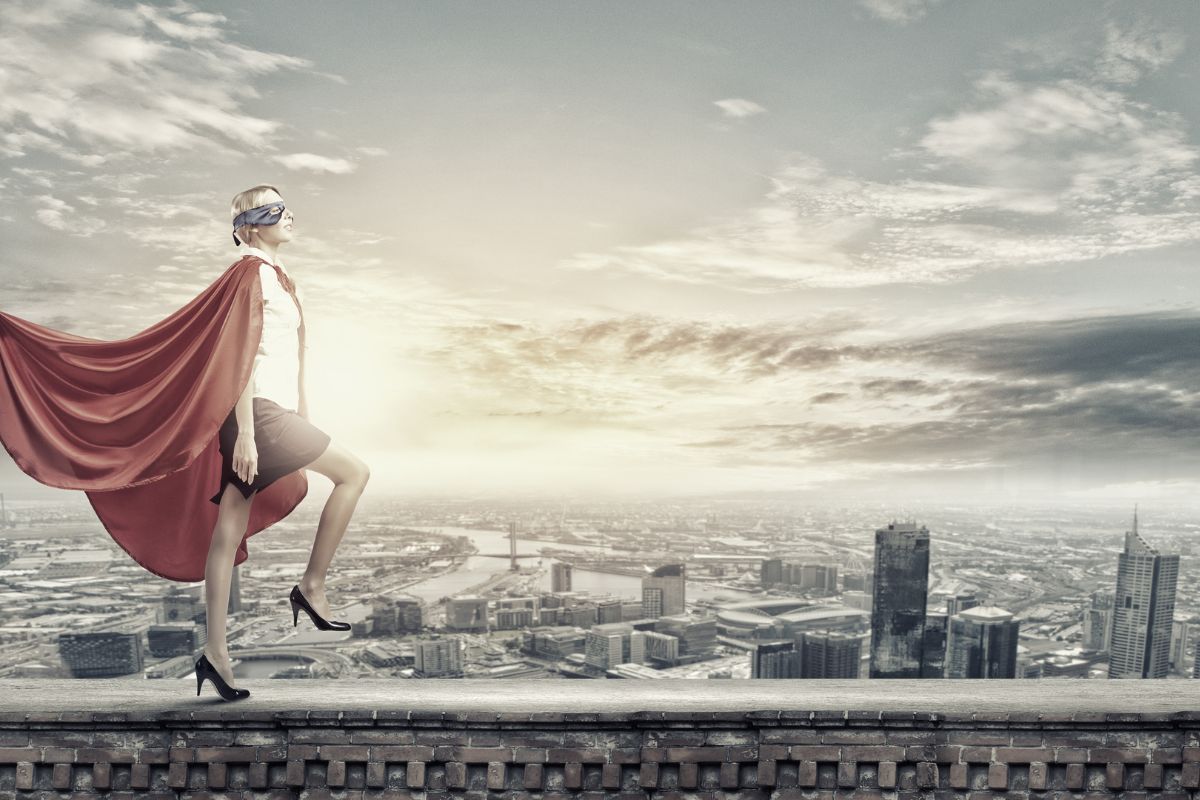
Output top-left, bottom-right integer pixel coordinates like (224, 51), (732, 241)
(751, 640), (796, 678)
(642, 564), (686, 619)
(869, 521), (931, 678)
(921, 612), (948, 678)
(552, 561), (573, 593)
(946, 592), (979, 617)
(798, 630), (863, 678)
(58, 632), (144, 677)
(946, 606), (1019, 678)
(1109, 510), (1179, 679)
(761, 558), (783, 587)
(1083, 590), (1115, 651)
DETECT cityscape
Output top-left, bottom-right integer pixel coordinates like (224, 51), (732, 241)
(0, 490), (1193, 684)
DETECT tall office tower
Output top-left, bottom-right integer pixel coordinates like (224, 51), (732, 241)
(1083, 590), (1115, 651)
(228, 563), (242, 614)
(551, 561), (573, 592)
(1108, 510), (1180, 679)
(946, 592), (980, 617)
(869, 521), (931, 678)
(751, 641), (797, 678)
(799, 564), (839, 594)
(58, 632), (144, 677)
(584, 623), (645, 670)
(1194, 642), (1200, 679)
(798, 631), (863, 678)
(446, 596), (490, 632)
(761, 558), (783, 587)
(414, 637), (463, 677)
(1171, 620), (1191, 676)
(656, 614), (718, 659)
(921, 612), (948, 678)
(946, 606), (1020, 678)
(642, 564), (686, 619)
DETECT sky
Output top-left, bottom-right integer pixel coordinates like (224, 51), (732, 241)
(3, 0), (1200, 504)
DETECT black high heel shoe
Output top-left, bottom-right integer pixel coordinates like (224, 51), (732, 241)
(195, 653), (249, 701)
(290, 584), (351, 631)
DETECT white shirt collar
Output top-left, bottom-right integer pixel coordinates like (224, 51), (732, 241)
(241, 245), (289, 274)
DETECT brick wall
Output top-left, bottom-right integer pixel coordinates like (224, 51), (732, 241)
(0, 680), (1197, 798)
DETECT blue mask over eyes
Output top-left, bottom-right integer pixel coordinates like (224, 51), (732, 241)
(232, 202), (287, 245)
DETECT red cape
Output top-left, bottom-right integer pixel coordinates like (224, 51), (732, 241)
(0, 255), (309, 582)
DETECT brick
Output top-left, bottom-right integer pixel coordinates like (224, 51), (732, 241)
(1144, 762), (1163, 789)
(319, 745), (371, 762)
(798, 760), (818, 787)
(445, 761), (467, 789)
(195, 745), (259, 763)
(323, 760), (343, 787)
(664, 746), (728, 763)
(1106, 761), (1125, 789)
(601, 763), (621, 789)
(548, 748), (608, 763)
(92, 761), (112, 789)
(842, 745), (905, 762)
(757, 760), (777, 786)
(1185, 746), (1200, 762)
(987, 763), (1008, 790)
(949, 763), (968, 789)
(720, 761), (739, 788)
(488, 761), (508, 790)
(1029, 761), (1048, 790)
(639, 762), (658, 788)
(789, 745), (841, 762)
(168, 761), (188, 788)
(1065, 763), (1085, 789)
(1054, 747), (1089, 763)
(995, 747), (1054, 763)
(14, 761), (33, 790)
(837, 761), (856, 787)
(821, 730), (886, 745)
(519, 762), (541, 789)
(1182, 761), (1200, 788)
(51, 762), (71, 789)
(1152, 748), (1183, 764)
(207, 762), (227, 789)
(131, 763), (151, 789)
(878, 761), (897, 789)
(916, 761), (938, 788)
(1091, 747), (1149, 764)
(285, 760), (305, 787)
(678, 762), (698, 788)
(407, 760), (426, 788)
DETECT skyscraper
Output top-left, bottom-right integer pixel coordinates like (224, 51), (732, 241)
(1083, 590), (1115, 651)
(551, 561), (573, 593)
(751, 640), (796, 678)
(1109, 509), (1179, 679)
(869, 521), (931, 678)
(946, 606), (1020, 678)
(642, 564), (686, 619)
(798, 630), (863, 678)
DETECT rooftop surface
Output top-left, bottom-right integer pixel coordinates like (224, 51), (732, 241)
(0, 678), (1195, 716)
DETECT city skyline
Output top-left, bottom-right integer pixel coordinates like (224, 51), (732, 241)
(4, 2), (1200, 502)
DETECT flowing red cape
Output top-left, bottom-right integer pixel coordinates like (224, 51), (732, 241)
(0, 255), (308, 582)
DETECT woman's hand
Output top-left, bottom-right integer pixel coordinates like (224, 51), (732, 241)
(233, 430), (258, 483)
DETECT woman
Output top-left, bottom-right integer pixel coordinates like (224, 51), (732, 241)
(0, 184), (370, 702)
(196, 184), (371, 701)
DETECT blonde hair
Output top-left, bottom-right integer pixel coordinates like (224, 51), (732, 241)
(230, 184), (281, 246)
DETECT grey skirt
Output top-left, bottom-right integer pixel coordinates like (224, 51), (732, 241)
(208, 397), (331, 505)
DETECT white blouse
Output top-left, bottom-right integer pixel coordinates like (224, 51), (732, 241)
(241, 246), (304, 413)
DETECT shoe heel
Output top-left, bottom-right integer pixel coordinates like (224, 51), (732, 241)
(196, 671), (204, 696)
(291, 598), (300, 626)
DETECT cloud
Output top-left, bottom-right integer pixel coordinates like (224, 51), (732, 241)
(0, 0), (318, 164)
(271, 152), (358, 174)
(857, 0), (944, 24)
(713, 98), (767, 119)
(560, 23), (1200, 290)
(356, 146), (389, 157)
(32, 194), (105, 236)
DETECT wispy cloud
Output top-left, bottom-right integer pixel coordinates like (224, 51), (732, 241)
(857, 0), (945, 25)
(713, 98), (767, 119)
(32, 194), (105, 236)
(561, 21), (1199, 290)
(271, 152), (358, 174)
(0, 0), (326, 164)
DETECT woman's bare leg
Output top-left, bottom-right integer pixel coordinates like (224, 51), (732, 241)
(297, 440), (369, 617)
(203, 483), (255, 688)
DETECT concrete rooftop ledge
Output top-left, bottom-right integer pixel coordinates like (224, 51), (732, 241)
(2, 680), (1200, 797)
(0, 678), (1197, 717)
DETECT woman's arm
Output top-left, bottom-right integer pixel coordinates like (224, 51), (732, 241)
(232, 368), (258, 482)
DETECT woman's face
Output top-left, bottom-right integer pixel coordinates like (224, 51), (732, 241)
(249, 190), (295, 246)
